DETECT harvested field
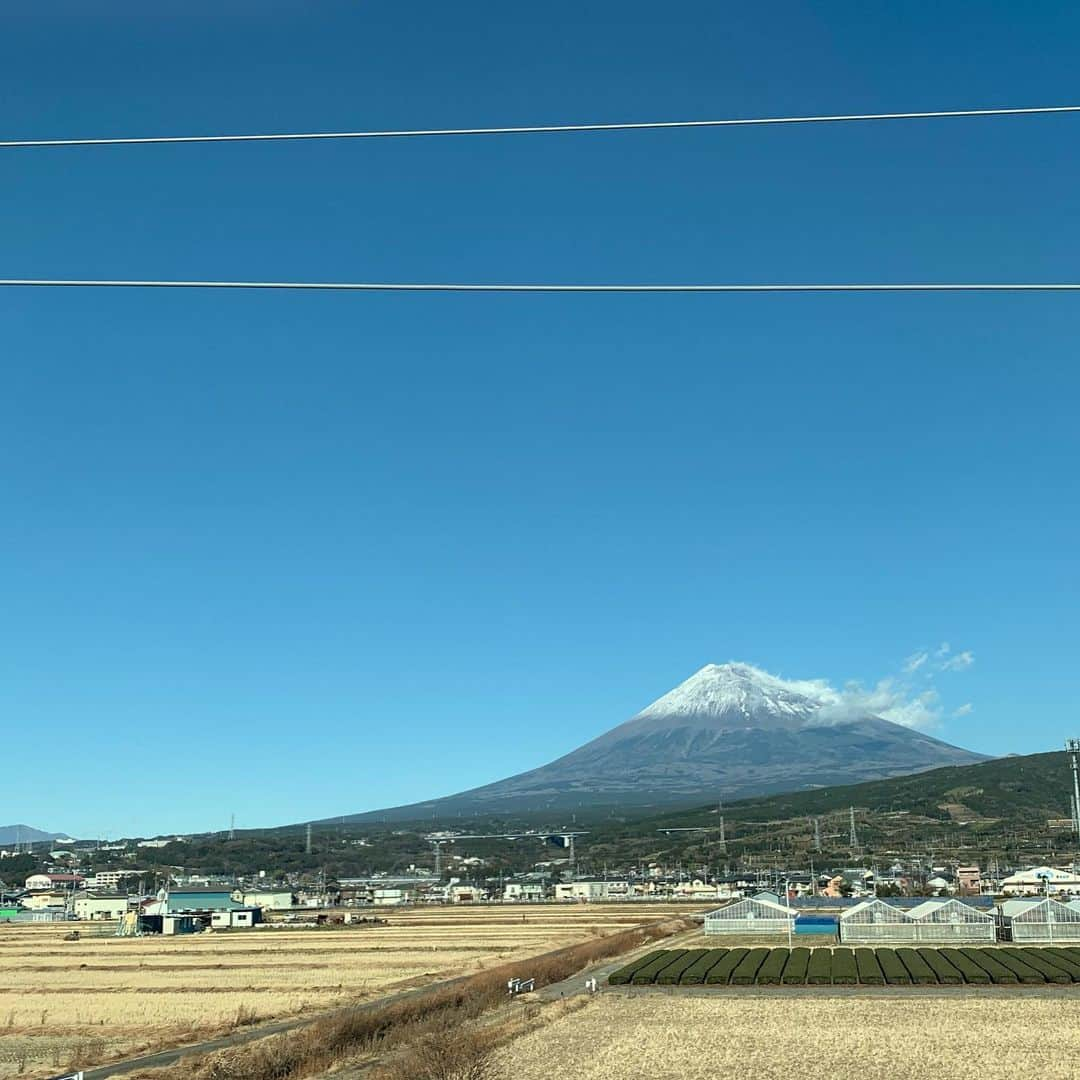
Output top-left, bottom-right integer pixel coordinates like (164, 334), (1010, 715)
(496, 995), (1080, 1079)
(0, 903), (696, 1079)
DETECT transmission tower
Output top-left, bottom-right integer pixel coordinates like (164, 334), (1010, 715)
(717, 799), (727, 854)
(1067, 740), (1080, 838)
(813, 817), (822, 853)
(229, 813), (235, 841)
(305, 823), (312, 855)
(849, 806), (859, 850)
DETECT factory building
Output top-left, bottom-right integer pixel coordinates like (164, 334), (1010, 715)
(140, 887), (259, 935)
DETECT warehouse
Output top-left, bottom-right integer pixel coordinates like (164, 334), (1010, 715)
(999, 898), (1080, 943)
(907, 899), (996, 943)
(838, 899), (916, 943)
(704, 896), (795, 935)
(141, 887), (260, 935)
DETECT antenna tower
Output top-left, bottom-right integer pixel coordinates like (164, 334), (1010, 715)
(1067, 739), (1080, 838)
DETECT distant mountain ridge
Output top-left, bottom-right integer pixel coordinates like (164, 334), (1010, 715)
(326, 662), (986, 823)
(0, 824), (66, 846)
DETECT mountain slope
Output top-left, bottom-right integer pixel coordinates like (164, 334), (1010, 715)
(329, 662), (986, 823)
(0, 825), (65, 846)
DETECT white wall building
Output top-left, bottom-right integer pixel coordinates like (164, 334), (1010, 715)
(999, 866), (1080, 896)
(74, 893), (129, 921)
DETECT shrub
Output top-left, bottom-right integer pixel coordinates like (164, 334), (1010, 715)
(853, 948), (884, 985)
(939, 948), (989, 984)
(656, 950), (708, 985)
(705, 948), (748, 985)
(755, 948), (789, 985)
(680, 949), (728, 985)
(896, 948), (937, 985)
(781, 948), (810, 985)
(960, 948), (1018, 984)
(806, 949), (832, 985)
(917, 948), (963, 985)
(1044, 948), (1080, 981)
(831, 948), (857, 985)
(730, 948), (769, 986)
(1002, 948), (1066, 984)
(608, 950), (666, 986)
(994, 950), (1048, 984)
(876, 949), (910, 985)
(631, 950), (686, 985)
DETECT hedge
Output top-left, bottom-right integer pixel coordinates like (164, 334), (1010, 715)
(631, 950), (686, 985)
(755, 947), (789, 985)
(782, 947), (810, 985)
(705, 947), (749, 985)
(994, 949), (1048, 984)
(896, 948), (938, 985)
(1044, 948), (1080, 981)
(917, 948), (963, 985)
(679, 949), (728, 984)
(730, 947), (770, 986)
(877, 948), (911, 985)
(608, 949), (667, 985)
(1002, 948), (1068, 984)
(854, 948), (885, 985)
(960, 948), (1019, 984)
(940, 948), (990, 985)
(807, 949), (833, 985)
(656, 949), (708, 985)
(832, 948), (858, 985)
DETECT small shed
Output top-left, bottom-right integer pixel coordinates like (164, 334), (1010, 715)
(1000, 898), (1080, 943)
(704, 896), (795, 935)
(838, 899), (915, 943)
(906, 899), (995, 943)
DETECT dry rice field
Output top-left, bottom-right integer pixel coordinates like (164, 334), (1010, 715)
(497, 995), (1080, 1080)
(0, 903), (690, 1078)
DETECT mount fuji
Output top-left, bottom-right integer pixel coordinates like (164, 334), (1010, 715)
(333, 663), (987, 822)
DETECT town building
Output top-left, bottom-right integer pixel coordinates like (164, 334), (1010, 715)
(999, 866), (1080, 896)
(25, 872), (84, 891)
(74, 893), (129, 920)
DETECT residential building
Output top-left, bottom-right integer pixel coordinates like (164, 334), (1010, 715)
(74, 893), (129, 920)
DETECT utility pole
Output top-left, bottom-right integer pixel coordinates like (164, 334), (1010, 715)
(1066, 740), (1080, 839)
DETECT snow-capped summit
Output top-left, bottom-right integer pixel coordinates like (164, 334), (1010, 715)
(330, 661), (987, 822)
(634, 662), (834, 724)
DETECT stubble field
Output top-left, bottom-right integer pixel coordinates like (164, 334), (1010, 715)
(0, 903), (691, 1079)
(496, 994), (1080, 1080)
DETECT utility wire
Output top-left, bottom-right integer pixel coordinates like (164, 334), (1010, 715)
(2, 105), (1079, 149)
(1, 279), (1078, 292)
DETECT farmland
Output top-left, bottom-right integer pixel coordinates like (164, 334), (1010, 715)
(0, 903), (692, 1079)
(496, 995), (1080, 1080)
(609, 945), (1080, 986)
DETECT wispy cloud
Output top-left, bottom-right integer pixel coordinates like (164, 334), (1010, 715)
(903, 651), (929, 674)
(941, 650), (974, 672)
(802, 642), (976, 732)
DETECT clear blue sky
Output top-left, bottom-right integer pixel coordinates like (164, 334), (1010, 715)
(4, 2), (1079, 838)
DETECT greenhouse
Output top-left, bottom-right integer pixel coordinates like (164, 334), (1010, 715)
(1001, 898), (1080, 943)
(704, 896), (795, 935)
(838, 899), (916, 943)
(906, 899), (995, 943)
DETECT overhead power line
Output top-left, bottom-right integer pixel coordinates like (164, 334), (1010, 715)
(2, 104), (1078, 150)
(2, 279), (1078, 293)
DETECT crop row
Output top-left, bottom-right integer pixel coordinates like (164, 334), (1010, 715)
(607, 946), (1080, 987)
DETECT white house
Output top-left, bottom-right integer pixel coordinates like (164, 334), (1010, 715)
(74, 893), (129, 921)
